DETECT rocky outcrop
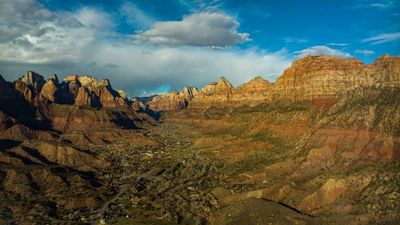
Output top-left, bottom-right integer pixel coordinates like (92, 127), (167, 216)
(19, 71), (45, 90)
(0, 75), (18, 101)
(39, 75), (59, 103)
(0, 72), (156, 143)
(0, 111), (15, 132)
(20, 140), (106, 171)
(232, 76), (274, 106)
(61, 75), (128, 108)
(0, 124), (55, 141)
(155, 55), (399, 110)
(131, 98), (146, 110)
(273, 56), (365, 100)
(189, 77), (233, 108)
(359, 54), (400, 88)
(148, 86), (198, 111)
(13, 71), (46, 105)
(0, 74), (36, 121)
(39, 104), (141, 132)
(299, 178), (346, 213)
(74, 87), (92, 106)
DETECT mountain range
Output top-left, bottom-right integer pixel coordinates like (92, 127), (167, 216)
(0, 54), (399, 225)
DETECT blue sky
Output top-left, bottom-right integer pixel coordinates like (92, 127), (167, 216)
(0, 0), (399, 96)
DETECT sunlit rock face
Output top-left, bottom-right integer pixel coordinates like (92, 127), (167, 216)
(188, 77), (234, 108)
(232, 76), (274, 106)
(148, 86), (198, 111)
(169, 55), (399, 110)
(273, 55), (400, 101)
(39, 76), (59, 103)
(273, 55), (365, 100)
(61, 75), (128, 108)
(13, 71), (45, 104)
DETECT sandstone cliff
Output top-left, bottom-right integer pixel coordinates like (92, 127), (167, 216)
(150, 55), (399, 110)
(148, 86), (198, 111)
(189, 77), (234, 108)
(61, 75), (128, 108)
(273, 55), (365, 101)
(232, 76), (274, 106)
(0, 72), (155, 143)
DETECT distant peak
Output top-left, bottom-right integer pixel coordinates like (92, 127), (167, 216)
(216, 76), (233, 88)
(253, 76), (265, 80)
(19, 71), (45, 88)
(63, 75), (110, 88)
(49, 74), (59, 84)
(218, 76), (227, 81)
(291, 55), (364, 67)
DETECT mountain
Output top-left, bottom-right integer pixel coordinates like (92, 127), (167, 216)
(147, 55), (400, 110)
(148, 86), (198, 111)
(0, 71), (156, 161)
(0, 55), (399, 225)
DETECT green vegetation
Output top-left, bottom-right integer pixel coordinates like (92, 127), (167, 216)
(319, 87), (400, 136)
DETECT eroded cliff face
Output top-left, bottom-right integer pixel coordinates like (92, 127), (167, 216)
(273, 55), (365, 100)
(232, 76), (274, 106)
(273, 55), (400, 101)
(149, 55), (400, 110)
(0, 72), (155, 142)
(148, 86), (198, 111)
(61, 75), (128, 108)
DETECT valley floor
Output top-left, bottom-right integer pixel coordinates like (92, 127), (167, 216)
(86, 119), (318, 225)
(1, 98), (400, 225)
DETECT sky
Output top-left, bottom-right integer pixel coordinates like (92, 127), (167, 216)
(0, 0), (399, 96)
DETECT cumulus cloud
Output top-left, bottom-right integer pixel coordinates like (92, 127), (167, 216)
(88, 46), (291, 94)
(355, 49), (375, 55)
(0, 0), (81, 41)
(134, 12), (250, 47)
(0, 0), (290, 96)
(294, 46), (352, 58)
(362, 32), (400, 44)
(0, 0), (95, 64)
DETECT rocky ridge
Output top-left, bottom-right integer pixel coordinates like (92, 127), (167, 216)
(0, 55), (399, 224)
(148, 86), (198, 111)
(148, 55), (400, 110)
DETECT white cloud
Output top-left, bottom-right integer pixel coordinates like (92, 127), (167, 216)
(0, 24), (95, 64)
(362, 32), (400, 44)
(178, 0), (224, 12)
(354, 0), (395, 9)
(0, 0), (290, 96)
(0, 0), (96, 64)
(73, 7), (115, 30)
(120, 2), (154, 28)
(284, 38), (308, 44)
(134, 12), (250, 47)
(327, 43), (350, 46)
(89, 45), (291, 92)
(294, 46), (352, 58)
(355, 49), (375, 55)
(369, 0), (395, 8)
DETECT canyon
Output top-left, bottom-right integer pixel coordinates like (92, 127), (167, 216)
(0, 55), (399, 225)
